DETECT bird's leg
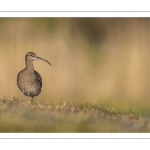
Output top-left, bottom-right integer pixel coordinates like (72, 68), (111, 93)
(31, 97), (34, 103)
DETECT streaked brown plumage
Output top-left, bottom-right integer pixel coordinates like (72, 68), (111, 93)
(17, 52), (52, 102)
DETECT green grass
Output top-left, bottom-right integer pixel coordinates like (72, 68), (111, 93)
(0, 96), (150, 132)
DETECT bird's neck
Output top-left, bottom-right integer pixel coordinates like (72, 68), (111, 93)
(25, 60), (34, 71)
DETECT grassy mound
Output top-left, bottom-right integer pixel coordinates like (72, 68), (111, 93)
(0, 96), (150, 132)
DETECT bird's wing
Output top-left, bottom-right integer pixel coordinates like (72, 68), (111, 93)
(34, 71), (42, 88)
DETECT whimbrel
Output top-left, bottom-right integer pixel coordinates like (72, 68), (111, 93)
(17, 52), (52, 102)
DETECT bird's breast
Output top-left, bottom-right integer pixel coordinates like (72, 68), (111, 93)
(17, 70), (42, 97)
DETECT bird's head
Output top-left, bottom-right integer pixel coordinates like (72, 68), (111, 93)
(25, 52), (52, 66)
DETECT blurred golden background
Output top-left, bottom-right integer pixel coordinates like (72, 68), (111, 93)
(0, 18), (150, 110)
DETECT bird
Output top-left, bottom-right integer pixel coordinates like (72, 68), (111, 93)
(17, 52), (52, 102)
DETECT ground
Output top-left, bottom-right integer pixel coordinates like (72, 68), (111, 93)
(0, 95), (150, 132)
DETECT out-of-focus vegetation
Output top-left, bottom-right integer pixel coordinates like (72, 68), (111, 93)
(1, 18), (150, 132)
(0, 96), (150, 132)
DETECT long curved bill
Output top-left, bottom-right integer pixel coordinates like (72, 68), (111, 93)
(36, 56), (52, 66)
